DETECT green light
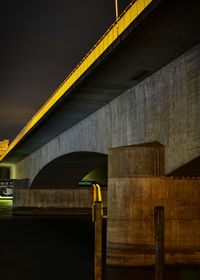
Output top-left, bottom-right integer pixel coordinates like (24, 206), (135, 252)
(0, 199), (13, 207)
(0, 196), (13, 200)
(78, 181), (93, 186)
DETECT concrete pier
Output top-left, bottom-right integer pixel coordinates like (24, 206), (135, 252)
(107, 144), (200, 266)
(107, 175), (200, 266)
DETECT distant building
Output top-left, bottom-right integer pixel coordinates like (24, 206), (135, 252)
(0, 140), (9, 156)
(0, 140), (10, 180)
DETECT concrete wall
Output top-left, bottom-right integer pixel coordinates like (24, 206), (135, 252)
(15, 43), (200, 185)
(13, 187), (107, 215)
(107, 177), (200, 266)
(0, 166), (10, 180)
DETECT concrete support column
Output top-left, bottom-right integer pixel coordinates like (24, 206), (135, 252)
(106, 142), (200, 266)
(107, 142), (164, 266)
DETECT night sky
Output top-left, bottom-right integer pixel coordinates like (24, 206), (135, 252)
(0, 0), (131, 142)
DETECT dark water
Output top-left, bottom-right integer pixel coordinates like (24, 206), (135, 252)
(0, 199), (200, 280)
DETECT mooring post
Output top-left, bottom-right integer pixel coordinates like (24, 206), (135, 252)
(94, 201), (102, 280)
(154, 206), (164, 280)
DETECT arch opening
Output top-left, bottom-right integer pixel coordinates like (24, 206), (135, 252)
(31, 151), (108, 189)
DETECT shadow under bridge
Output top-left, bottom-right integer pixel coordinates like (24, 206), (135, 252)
(31, 151), (108, 189)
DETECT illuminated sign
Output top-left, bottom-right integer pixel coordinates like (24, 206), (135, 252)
(0, 180), (13, 197)
(78, 180), (96, 186)
(78, 180), (106, 187)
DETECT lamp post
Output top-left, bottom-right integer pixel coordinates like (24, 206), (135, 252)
(115, 0), (119, 19)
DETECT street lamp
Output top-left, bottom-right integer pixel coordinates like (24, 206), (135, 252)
(115, 0), (119, 19)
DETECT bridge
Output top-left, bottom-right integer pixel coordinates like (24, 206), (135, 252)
(1, 0), (200, 267)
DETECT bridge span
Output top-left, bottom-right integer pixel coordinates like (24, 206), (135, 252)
(1, 0), (200, 267)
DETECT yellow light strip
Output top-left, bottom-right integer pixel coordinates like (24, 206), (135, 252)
(92, 184), (97, 222)
(96, 184), (104, 216)
(0, 0), (152, 162)
(96, 184), (102, 202)
(0, 197), (13, 200)
(92, 184), (97, 202)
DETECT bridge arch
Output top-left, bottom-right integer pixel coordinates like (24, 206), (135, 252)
(30, 151), (107, 189)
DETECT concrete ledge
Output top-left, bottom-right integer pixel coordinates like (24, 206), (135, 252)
(13, 187), (107, 215)
(13, 207), (107, 216)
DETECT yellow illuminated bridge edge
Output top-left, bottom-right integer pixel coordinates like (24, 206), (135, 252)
(0, 0), (152, 162)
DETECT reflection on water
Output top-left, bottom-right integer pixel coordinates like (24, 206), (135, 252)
(0, 200), (199, 280)
(105, 266), (200, 280)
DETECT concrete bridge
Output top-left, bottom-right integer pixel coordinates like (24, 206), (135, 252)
(1, 0), (200, 267)
(1, 0), (200, 182)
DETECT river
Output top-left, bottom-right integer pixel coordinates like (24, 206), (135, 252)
(0, 199), (199, 280)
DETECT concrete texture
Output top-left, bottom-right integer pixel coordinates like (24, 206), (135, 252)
(13, 187), (107, 215)
(13, 179), (29, 189)
(13, 43), (200, 186)
(2, 0), (200, 164)
(107, 177), (200, 266)
(108, 142), (164, 178)
(0, 166), (10, 180)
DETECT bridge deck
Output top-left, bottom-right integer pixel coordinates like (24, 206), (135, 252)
(0, 0), (152, 162)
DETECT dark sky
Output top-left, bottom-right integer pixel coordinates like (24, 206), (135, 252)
(0, 0), (131, 142)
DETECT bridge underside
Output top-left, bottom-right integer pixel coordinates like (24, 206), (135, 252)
(31, 152), (107, 189)
(3, 0), (200, 163)
(167, 156), (200, 177)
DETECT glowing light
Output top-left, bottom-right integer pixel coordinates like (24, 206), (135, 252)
(0, 197), (13, 200)
(92, 184), (104, 221)
(0, 140), (9, 156)
(96, 184), (102, 202)
(0, 199), (13, 208)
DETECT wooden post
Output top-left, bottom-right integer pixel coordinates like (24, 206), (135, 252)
(154, 206), (164, 280)
(94, 201), (102, 280)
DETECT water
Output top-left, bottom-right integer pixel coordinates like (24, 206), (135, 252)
(0, 200), (199, 280)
